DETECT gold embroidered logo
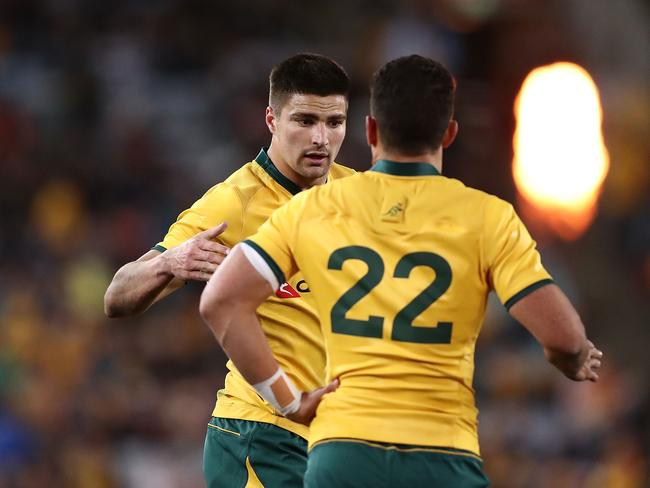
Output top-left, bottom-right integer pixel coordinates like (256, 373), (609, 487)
(383, 202), (404, 217)
(381, 198), (407, 223)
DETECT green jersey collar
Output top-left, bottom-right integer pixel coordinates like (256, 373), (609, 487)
(254, 147), (302, 195)
(370, 160), (440, 176)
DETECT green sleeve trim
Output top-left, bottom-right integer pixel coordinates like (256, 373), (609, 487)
(242, 239), (286, 285)
(504, 279), (554, 310)
(152, 244), (167, 253)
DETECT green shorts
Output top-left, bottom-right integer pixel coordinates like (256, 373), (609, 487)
(203, 417), (308, 488)
(304, 439), (489, 488)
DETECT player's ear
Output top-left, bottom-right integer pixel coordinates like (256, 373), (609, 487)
(365, 116), (378, 147)
(442, 119), (458, 148)
(266, 106), (277, 135)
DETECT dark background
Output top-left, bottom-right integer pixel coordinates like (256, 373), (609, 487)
(0, 0), (648, 486)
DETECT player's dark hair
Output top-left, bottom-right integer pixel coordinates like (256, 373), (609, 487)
(370, 55), (456, 155)
(269, 53), (349, 113)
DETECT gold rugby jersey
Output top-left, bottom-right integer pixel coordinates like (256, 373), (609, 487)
(246, 159), (553, 454)
(155, 148), (355, 439)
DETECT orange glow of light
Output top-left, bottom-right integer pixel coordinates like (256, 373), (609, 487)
(513, 62), (609, 240)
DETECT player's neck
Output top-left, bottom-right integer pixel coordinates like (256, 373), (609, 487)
(372, 147), (443, 173)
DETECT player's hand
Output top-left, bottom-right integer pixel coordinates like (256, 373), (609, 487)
(572, 340), (603, 382)
(286, 379), (339, 426)
(160, 222), (230, 282)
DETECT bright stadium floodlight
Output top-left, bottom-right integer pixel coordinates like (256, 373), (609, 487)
(512, 62), (609, 240)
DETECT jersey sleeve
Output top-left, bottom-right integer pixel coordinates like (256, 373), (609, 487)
(155, 183), (242, 251)
(483, 197), (553, 310)
(243, 193), (306, 286)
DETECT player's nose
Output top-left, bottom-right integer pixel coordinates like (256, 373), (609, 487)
(311, 123), (328, 146)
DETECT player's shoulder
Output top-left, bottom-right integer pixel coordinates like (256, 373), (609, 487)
(443, 177), (513, 214)
(322, 166), (367, 194)
(302, 168), (362, 202)
(203, 159), (270, 209)
(182, 162), (259, 218)
(224, 160), (265, 192)
(287, 172), (362, 222)
(329, 161), (357, 179)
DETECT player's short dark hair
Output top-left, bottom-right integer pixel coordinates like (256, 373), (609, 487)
(370, 55), (456, 155)
(269, 53), (349, 113)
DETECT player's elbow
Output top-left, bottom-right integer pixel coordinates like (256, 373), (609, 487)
(199, 292), (215, 325)
(104, 287), (124, 318)
(199, 286), (232, 344)
(104, 284), (143, 318)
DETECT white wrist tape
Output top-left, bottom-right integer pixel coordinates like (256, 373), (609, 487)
(252, 367), (302, 416)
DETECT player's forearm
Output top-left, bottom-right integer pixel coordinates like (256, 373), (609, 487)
(219, 312), (279, 384)
(200, 246), (301, 413)
(200, 296), (278, 384)
(510, 284), (588, 355)
(104, 257), (175, 317)
(200, 300), (303, 416)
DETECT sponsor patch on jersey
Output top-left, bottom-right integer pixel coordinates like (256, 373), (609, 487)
(275, 282), (301, 298)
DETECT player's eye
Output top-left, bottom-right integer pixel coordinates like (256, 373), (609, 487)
(296, 118), (314, 126)
(328, 120), (344, 128)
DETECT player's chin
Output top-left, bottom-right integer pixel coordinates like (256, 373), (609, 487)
(301, 159), (331, 177)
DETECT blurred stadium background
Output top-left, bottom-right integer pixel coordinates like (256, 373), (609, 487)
(0, 0), (648, 486)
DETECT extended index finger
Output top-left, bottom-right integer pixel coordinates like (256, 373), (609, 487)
(198, 222), (228, 240)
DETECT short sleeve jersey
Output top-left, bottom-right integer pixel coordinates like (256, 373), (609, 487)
(156, 148), (355, 439)
(246, 160), (552, 454)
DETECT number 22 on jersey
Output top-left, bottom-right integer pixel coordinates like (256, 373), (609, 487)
(328, 246), (453, 344)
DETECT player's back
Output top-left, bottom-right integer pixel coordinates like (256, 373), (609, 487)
(287, 160), (550, 454)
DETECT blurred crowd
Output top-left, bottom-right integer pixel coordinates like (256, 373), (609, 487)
(0, 0), (648, 487)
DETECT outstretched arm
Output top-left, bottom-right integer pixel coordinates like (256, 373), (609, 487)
(199, 244), (336, 425)
(104, 223), (229, 317)
(509, 284), (603, 381)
